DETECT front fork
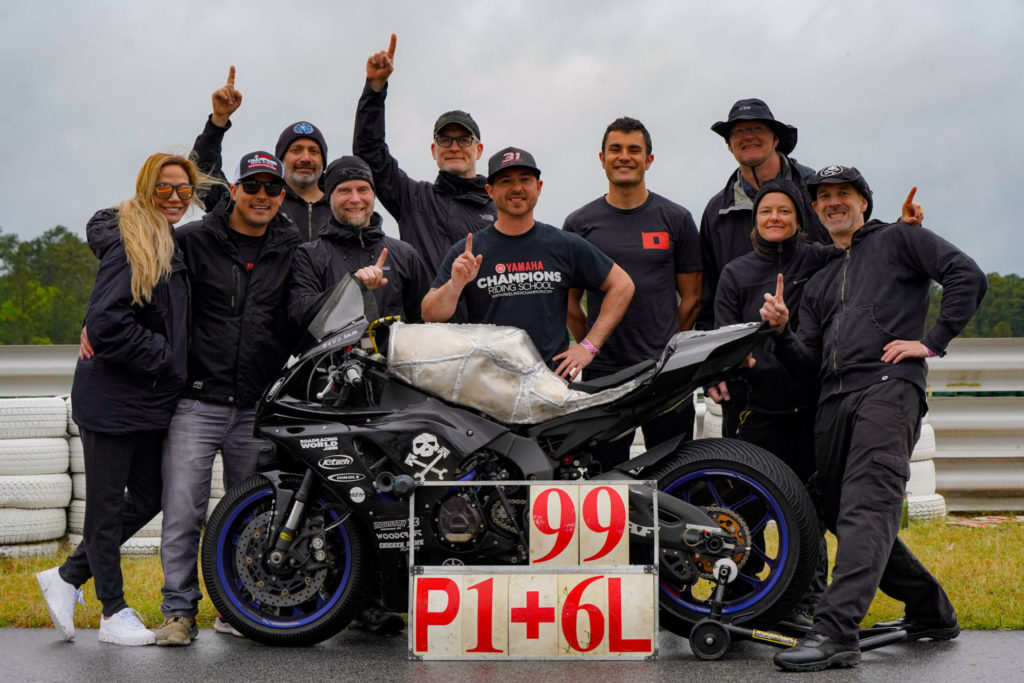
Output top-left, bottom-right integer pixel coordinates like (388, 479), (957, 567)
(265, 469), (317, 570)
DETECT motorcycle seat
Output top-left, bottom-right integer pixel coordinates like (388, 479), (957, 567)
(566, 359), (658, 394)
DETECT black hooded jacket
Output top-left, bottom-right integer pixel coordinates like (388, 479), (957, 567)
(774, 219), (988, 403)
(174, 204), (302, 407)
(288, 212), (431, 329)
(72, 209), (189, 433)
(715, 231), (840, 413)
(697, 154), (828, 330)
(353, 82), (495, 272)
(191, 116), (331, 242)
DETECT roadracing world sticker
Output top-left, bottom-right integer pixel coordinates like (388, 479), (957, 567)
(300, 436), (338, 452)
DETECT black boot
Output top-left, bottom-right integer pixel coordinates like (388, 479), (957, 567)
(349, 601), (405, 636)
(774, 631), (860, 672)
(870, 616), (960, 641)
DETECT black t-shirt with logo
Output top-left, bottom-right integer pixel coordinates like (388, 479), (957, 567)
(432, 222), (613, 365)
(563, 192), (701, 373)
(228, 229), (268, 273)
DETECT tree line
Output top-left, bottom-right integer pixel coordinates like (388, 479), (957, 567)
(0, 227), (1020, 344)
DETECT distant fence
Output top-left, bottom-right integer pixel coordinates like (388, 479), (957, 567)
(2, 339), (1022, 511)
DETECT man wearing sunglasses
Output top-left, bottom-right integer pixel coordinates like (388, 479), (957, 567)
(153, 151), (303, 646)
(355, 34), (494, 273)
(191, 66), (332, 242)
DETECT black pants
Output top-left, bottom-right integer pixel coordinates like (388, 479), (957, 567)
(59, 428), (164, 617)
(587, 370), (695, 472)
(810, 380), (955, 644)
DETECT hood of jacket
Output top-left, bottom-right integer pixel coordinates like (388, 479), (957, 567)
(434, 171), (490, 205)
(85, 208), (123, 259)
(318, 211), (386, 247)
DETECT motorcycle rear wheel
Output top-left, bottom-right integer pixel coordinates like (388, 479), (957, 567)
(642, 438), (818, 637)
(201, 474), (372, 645)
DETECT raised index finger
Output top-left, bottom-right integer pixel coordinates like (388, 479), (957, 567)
(775, 273), (785, 301)
(464, 232), (474, 255)
(226, 65), (236, 87)
(374, 247), (388, 269)
(903, 186), (917, 208)
(387, 34), (397, 60)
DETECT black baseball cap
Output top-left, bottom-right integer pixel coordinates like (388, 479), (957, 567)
(711, 98), (798, 155)
(236, 151), (285, 182)
(806, 165), (874, 220)
(486, 147), (541, 184)
(433, 110), (481, 139)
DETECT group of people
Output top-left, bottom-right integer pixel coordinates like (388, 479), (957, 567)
(35, 33), (988, 673)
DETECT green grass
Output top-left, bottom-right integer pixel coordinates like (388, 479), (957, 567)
(3, 519), (1021, 630)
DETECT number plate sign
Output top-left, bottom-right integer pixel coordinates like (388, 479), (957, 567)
(410, 482), (656, 660)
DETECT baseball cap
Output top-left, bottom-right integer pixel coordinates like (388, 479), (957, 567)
(433, 110), (481, 140)
(486, 147), (541, 184)
(806, 165), (874, 220)
(236, 151), (285, 182)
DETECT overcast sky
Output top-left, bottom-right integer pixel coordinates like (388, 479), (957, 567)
(1, 1), (1020, 275)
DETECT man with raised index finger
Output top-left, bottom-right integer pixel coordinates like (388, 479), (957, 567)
(354, 34), (495, 273)
(421, 147), (634, 380)
(760, 166), (987, 672)
(191, 66), (332, 241)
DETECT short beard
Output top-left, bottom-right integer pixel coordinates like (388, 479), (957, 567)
(332, 209), (371, 228)
(285, 169), (319, 190)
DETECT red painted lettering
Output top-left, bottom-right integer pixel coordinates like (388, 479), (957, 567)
(414, 577), (460, 652)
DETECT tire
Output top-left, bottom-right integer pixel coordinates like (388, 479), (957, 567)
(0, 539), (59, 558)
(67, 500), (163, 537)
(0, 398), (69, 439)
(910, 420), (936, 462)
(66, 398), (80, 436)
(0, 473), (72, 509)
(908, 493), (946, 521)
(0, 438), (70, 475)
(640, 438), (818, 636)
(69, 437), (84, 473)
(68, 532), (161, 555)
(0, 508), (66, 543)
(201, 474), (373, 646)
(210, 453), (225, 498)
(907, 460), (937, 497)
(72, 473), (86, 500)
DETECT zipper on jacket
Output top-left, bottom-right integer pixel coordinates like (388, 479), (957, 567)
(832, 248), (851, 393)
(307, 203), (314, 241)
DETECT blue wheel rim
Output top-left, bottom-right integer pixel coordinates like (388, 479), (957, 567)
(660, 467), (791, 617)
(215, 486), (353, 629)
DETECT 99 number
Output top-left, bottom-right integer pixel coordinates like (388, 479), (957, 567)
(529, 484), (629, 565)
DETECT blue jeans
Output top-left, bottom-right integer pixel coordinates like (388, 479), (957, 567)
(159, 398), (272, 617)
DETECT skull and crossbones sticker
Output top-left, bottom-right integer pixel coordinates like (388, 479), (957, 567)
(404, 432), (451, 481)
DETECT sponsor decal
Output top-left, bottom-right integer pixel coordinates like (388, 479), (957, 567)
(318, 455), (353, 469)
(441, 558), (465, 567)
(293, 122), (315, 135)
(300, 436), (338, 451)
(752, 630), (799, 647)
(629, 521), (654, 537)
(349, 487), (366, 504)
(327, 472), (365, 483)
(372, 518), (423, 550)
(819, 164), (844, 177)
(641, 231), (670, 250)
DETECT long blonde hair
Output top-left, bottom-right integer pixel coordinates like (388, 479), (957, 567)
(117, 153), (211, 304)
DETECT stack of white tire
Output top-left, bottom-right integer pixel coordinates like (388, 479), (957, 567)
(906, 416), (946, 520)
(0, 398), (71, 558)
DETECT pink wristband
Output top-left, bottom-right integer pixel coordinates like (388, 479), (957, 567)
(580, 339), (599, 356)
(924, 346), (937, 358)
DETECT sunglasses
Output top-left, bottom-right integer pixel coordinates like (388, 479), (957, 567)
(154, 183), (195, 200)
(239, 179), (286, 196)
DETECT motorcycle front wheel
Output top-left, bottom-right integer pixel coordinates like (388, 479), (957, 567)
(201, 474), (373, 645)
(642, 438), (818, 637)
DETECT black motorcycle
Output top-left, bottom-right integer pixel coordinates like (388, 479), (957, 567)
(201, 276), (818, 646)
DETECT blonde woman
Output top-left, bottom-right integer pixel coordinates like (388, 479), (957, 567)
(37, 153), (209, 646)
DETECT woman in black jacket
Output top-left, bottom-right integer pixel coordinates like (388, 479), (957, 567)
(36, 153), (211, 646)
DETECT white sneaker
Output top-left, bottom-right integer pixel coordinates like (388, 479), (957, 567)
(98, 608), (156, 646)
(36, 567), (84, 641)
(214, 616), (245, 638)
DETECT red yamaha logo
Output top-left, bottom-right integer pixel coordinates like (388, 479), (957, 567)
(495, 263), (506, 273)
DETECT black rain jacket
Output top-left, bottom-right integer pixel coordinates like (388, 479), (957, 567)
(174, 204), (302, 407)
(353, 82), (495, 272)
(191, 116), (331, 242)
(697, 154), (827, 330)
(72, 209), (189, 433)
(288, 212), (431, 329)
(773, 219), (988, 403)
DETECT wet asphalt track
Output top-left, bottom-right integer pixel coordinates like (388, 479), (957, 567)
(2, 628), (1021, 682)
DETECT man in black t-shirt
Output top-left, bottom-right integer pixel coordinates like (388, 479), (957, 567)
(564, 118), (702, 468)
(422, 147), (634, 379)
